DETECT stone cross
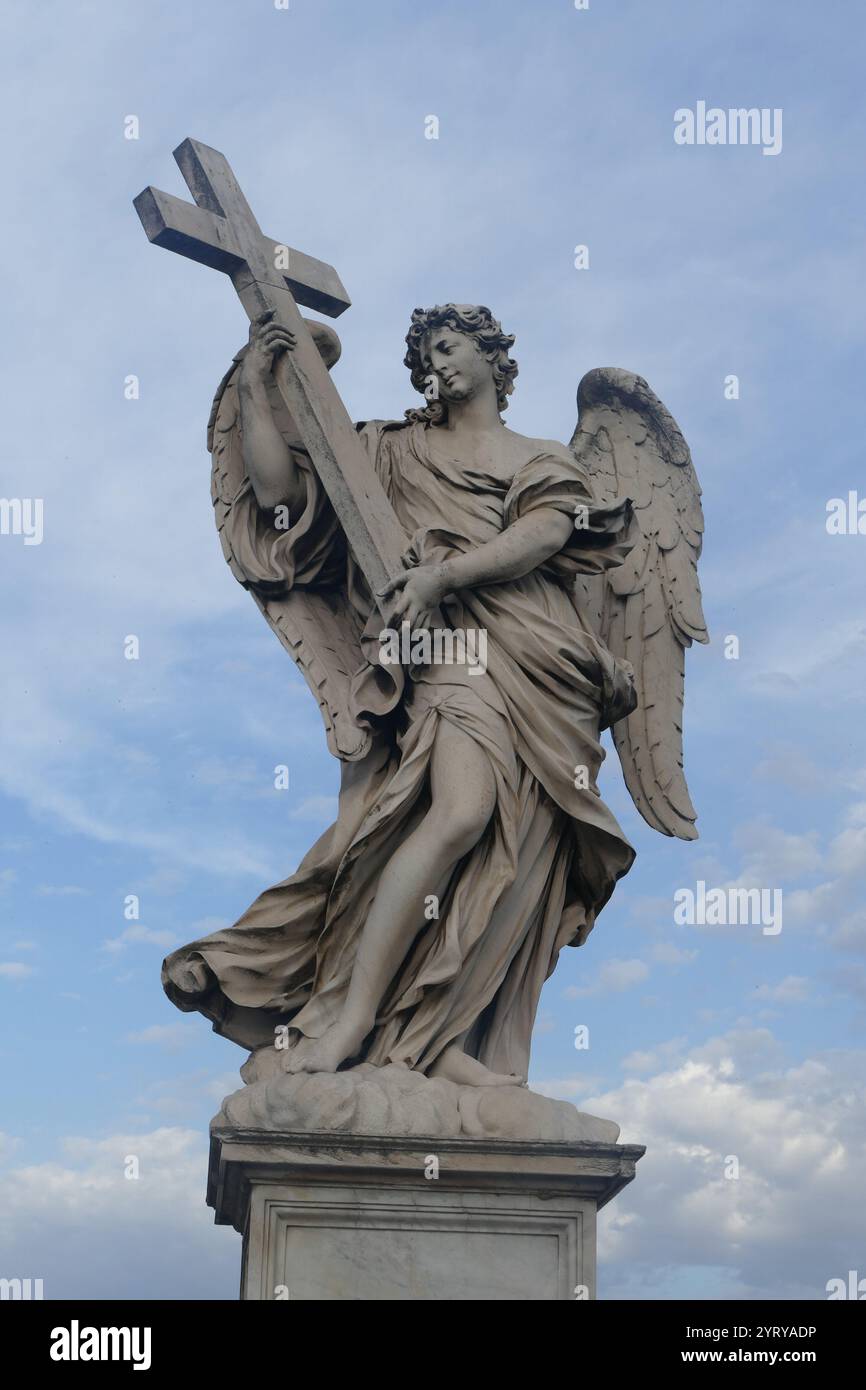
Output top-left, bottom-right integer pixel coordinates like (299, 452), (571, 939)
(134, 138), (407, 608)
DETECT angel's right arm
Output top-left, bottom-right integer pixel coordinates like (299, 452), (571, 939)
(238, 316), (307, 515)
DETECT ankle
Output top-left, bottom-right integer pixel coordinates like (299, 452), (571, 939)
(341, 1009), (373, 1040)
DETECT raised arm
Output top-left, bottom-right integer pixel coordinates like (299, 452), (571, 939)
(380, 507), (572, 628)
(238, 313), (307, 515)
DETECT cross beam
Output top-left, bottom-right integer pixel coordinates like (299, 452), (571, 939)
(133, 138), (408, 609)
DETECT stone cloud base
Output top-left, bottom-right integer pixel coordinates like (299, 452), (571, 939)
(208, 1126), (644, 1301)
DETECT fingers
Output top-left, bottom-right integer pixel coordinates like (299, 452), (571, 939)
(260, 323), (294, 340)
(262, 327), (296, 354)
(266, 338), (295, 358)
(248, 309), (274, 341)
(391, 600), (427, 629)
(249, 312), (296, 355)
(389, 592), (410, 622)
(377, 573), (408, 599)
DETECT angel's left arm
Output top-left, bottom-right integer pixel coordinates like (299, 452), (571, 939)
(379, 508), (572, 624)
(439, 508), (572, 589)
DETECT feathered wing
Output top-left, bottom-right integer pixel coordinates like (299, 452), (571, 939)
(570, 368), (708, 839)
(208, 349), (371, 762)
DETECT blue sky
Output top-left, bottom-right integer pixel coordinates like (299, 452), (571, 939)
(1, 0), (864, 1300)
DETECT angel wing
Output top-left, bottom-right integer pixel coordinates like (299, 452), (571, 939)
(208, 345), (371, 763)
(570, 368), (708, 839)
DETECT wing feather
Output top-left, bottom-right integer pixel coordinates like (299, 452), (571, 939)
(209, 353), (370, 762)
(571, 367), (708, 839)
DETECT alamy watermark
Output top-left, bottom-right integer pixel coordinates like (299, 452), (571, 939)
(674, 102), (782, 157)
(826, 1270), (866, 1299)
(379, 622), (488, 675)
(1, 1277), (44, 1299)
(674, 880), (783, 936)
(0, 497), (43, 545)
(49, 1322), (151, 1371)
(826, 492), (866, 535)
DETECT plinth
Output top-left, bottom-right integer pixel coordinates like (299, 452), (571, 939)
(208, 1126), (644, 1301)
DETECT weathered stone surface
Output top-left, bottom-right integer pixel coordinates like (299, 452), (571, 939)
(142, 145), (703, 1102)
(219, 1054), (620, 1144)
(208, 1127), (644, 1300)
(134, 137), (409, 608)
(134, 140), (711, 1296)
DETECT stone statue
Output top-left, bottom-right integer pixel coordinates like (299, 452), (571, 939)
(138, 141), (706, 1146)
(161, 297), (706, 1112)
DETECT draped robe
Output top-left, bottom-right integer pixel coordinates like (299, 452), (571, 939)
(163, 417), (638, 1078)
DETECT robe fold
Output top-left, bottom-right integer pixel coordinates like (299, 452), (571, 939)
(163, 418), (638, 1077)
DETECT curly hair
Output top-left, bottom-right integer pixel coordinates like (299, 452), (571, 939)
(403, 304), (518, 423)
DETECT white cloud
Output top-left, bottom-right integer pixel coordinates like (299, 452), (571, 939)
(0, 1132), (21, 1161)
(652, 943), (698, 966)
(829, 912), (866, 955)
(290, 795), (339, 822)
(727, 823), (823, 886)
(125, 1024), (196, 1051)
(0, 1128), (237, 1299)
(133, 1070), (244, 1123)
(102, 925), (178, 954)
(753, 976), (810, 1004)
(0, 962), (34, 980)
(619, 1038), (691, 1074)
(680, 797), (866, 987)
(187, 916), (230, 936)
(531, 1074), (604, 1100)
(565, 958), (650, 998)
(548, 1030), (866, 1299)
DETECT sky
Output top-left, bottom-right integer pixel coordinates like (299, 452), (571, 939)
(1, 0), (864, 1301)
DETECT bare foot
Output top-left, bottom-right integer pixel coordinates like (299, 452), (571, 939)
(430, 1044), (526, 1088)
(283, 1016), (369, 1075)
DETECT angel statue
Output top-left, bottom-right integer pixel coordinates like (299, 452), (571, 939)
(162, 303), (707, 1098)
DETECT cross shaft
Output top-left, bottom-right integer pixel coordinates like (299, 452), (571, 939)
(134, 139), (408, 607)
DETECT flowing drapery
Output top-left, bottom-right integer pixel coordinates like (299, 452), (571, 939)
(163, 420), (637, 1076)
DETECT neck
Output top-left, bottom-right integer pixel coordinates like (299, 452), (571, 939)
(442, 385), (503, 433)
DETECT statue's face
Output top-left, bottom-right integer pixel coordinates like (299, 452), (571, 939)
(420, 327), (493, 404)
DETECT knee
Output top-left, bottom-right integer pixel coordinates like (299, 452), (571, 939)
(429, 793), (494, 859)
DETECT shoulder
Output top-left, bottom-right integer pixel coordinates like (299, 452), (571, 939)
(353, 418), (416, 457)
(502, 430), (594, 519)
(352, 419), (420, 481)
(501, 429), (575, 468)
(354, 418), (415, 436)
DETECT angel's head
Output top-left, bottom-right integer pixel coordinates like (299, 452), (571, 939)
(403, 304), (518, 423)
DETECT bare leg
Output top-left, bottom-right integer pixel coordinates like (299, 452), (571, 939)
(285, 720), (496, 1074)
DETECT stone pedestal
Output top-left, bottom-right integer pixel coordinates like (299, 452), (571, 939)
(208, 1127), (644, 1301)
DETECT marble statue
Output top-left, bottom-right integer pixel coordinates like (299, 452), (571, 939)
(136, 141), (707, 1143)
